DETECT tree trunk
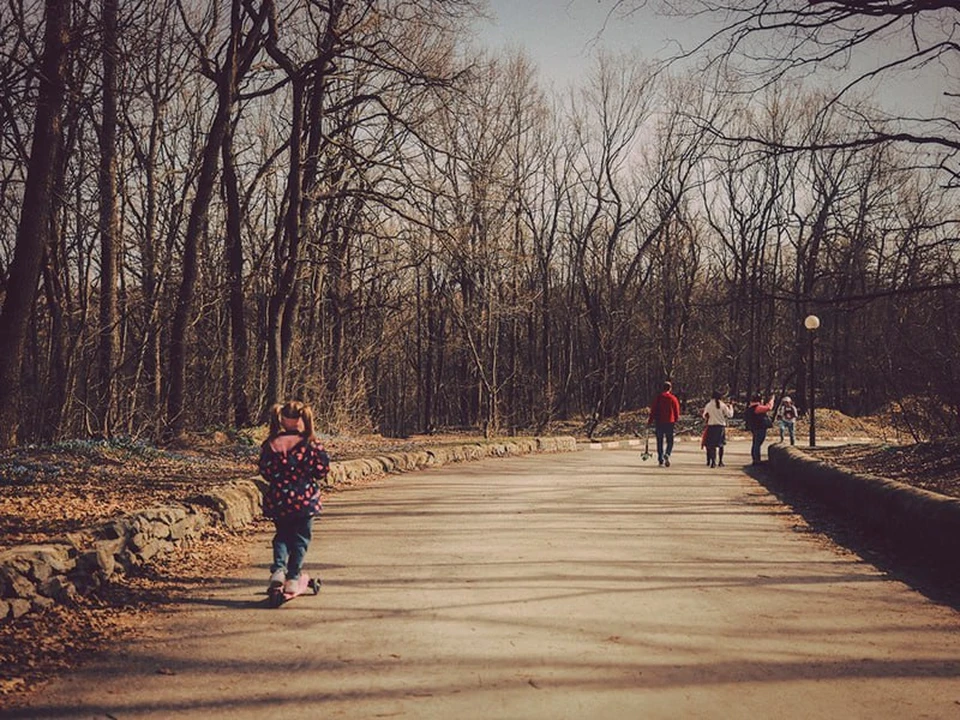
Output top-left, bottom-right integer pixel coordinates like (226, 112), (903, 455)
(167, 118), (229, 436)
(221, 125), (252, 427)
(97, 0), (121, 436)
(220, 0), (252, 429)
(264, 3), (343, 409)
(0, 0), (70, 448)
(265, 76), (305, 409)
(167, 0), (252, 436)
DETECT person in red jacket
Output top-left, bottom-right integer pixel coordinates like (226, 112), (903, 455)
(647, 381), (681, 467)
(747, 392), (776, 465)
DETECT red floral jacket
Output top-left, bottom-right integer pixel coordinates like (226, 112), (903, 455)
(258, 434), (329, 519)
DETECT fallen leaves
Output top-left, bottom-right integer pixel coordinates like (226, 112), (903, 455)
(814, 438), (960, 500)
(0, 525), (250, 709)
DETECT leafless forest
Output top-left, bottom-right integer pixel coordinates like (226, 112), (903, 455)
(0, 0), (957, 446)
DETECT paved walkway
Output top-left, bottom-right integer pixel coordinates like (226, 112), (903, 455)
(10, 441), (960, 719)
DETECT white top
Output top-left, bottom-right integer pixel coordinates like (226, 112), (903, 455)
(702, 400), (734, 426)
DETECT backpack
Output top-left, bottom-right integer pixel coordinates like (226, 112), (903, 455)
(743, 403), (771, 431)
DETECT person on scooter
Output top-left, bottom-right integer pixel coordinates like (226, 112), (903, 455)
(259, 401), (329, 594)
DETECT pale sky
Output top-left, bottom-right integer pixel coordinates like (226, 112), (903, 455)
(472, 0), (946, 116)
(473, 0), (706, 89)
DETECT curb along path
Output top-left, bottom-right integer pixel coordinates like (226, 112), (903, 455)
(767, 443), (960, 569)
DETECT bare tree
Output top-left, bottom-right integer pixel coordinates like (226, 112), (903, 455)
(166, 0), (268, 437)
(96, 0), (120, 435)
(561, 56), (718, 424)
(563, 53), (659, 425)
(516, 94), (574, 429)
(619, 1), (960, 182)
(434, 53), (535, 435)
(0, 0), (70, 447)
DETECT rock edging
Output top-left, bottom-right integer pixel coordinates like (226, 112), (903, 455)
(767, 443), (960, 562)
(1, 436), (577, 621)
(327, 436), (576, 484)
(0, 504), (210, 622)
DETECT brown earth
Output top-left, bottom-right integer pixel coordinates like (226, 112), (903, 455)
(1, 415), (958, 706)
(811, 439), (960, 500)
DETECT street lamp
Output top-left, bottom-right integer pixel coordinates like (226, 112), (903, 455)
(804, 314), (820, 447)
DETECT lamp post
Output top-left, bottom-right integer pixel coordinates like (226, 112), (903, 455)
(804, 314), (820, 447)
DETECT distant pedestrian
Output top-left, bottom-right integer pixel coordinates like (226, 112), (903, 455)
(259, 401), (330, 594)
(701, 390), (734, 468)
(648, 381), (681, 467)
(777, 396), (799, 445)
(746, 392), (775, 465)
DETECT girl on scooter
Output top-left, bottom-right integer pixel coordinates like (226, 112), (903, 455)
(259, 401), (329, 594)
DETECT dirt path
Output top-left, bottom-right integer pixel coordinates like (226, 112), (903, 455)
(9, 441), (960, 719)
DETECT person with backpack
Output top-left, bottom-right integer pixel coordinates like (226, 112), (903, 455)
(777, 395), (799, 445)
(745, 392), (775, 465)
(647, 381), (681, 467)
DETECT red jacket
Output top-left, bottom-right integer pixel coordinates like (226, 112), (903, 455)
(648, 391), (681, 425)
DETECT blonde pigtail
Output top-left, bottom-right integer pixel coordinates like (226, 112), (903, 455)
(268, 404), (284, 438)
(300, 405), (316, 442)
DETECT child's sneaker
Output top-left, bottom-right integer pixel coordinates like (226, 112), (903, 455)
(283, 577), (301, 594)
(268, 569), (285, 590)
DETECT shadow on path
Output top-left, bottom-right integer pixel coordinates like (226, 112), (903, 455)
(746, 463), (960, 611)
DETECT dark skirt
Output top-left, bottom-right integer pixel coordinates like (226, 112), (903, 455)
(705, 425), (726, 448)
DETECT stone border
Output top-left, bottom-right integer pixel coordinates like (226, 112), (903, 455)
(329, 436), (576, 483)
(0, 504), (211, 622)
(767, 443), (960, 562)
(0, 436), (577, 621)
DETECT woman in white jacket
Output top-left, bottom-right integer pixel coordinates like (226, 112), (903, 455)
(702, 390), (734, 468)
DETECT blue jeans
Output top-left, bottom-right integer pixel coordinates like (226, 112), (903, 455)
(751, 428), (768, 464)
(779, 420), (796, 445)
(271, 515), (314, 580)
(655, 423), (675, 464)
